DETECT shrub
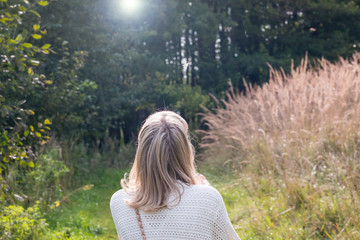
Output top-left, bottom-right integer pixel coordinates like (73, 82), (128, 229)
(0, 202), (47, 240)
(25, 149), (69, 209)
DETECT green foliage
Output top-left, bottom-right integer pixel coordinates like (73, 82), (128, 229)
(36, 48), (98, 138)
(0, 0), (97, 183)
(56, 139), (135, 189)
(0, 0), (52, 172)
(45, 168), (129, 239)
(1, 147), (69, 209)
(24, 149), (69, 208)
(161, 84), (210, 128)
(228, 0), (360, 85)
(200, 165), (360, 239)
(0, 202), (48, 240)
(32, 0), (360, 145)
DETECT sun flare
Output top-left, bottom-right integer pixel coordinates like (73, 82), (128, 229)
(121, 0), (141, 14)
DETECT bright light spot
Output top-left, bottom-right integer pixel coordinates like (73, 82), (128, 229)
(121, 0), (141, 14)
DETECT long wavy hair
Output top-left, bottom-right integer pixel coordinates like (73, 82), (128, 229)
(121, 111), (199, 212)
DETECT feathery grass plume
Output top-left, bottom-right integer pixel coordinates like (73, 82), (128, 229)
(201, 53), (360, 180)
(200, 53), (360, 238)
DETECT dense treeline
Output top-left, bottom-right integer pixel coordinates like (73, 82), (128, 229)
(2, 0), (360, 146)
(1, 0), (360, 189)
(31, 0), (360, 142)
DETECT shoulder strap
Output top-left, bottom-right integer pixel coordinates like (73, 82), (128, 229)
(135, 208), (146, 240)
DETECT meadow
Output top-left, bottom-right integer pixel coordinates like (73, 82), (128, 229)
(2, 53), (360, 239)
(43, 54), (360, 239)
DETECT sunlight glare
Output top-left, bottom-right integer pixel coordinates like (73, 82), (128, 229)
(121, 0), (141, 14)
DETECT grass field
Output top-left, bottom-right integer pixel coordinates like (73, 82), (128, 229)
(44, 166), (242, 239)
(45, 164), (360, 239)
(39, 50), (360, 240)
(45, 169), (127, 239)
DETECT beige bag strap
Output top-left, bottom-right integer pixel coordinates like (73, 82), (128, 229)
(135, 209), (146, 240)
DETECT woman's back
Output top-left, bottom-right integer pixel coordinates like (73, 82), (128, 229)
(110, 111), (240, 239)
(110, 182), (240, 240)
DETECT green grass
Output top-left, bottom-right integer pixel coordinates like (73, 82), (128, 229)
(219, 179), (359, 239)
(199, 163), (360, 239)
(45, 166), (242, 239)
(45, 164), (360, 239)
(45, 169), (127, 239)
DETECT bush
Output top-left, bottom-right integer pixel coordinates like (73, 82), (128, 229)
(0, 146), (71, 239)
(25, 149), (69, 209)
(0, 202), (47, 240)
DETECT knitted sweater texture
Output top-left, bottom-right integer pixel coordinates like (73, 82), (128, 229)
(110, 183), (240, 240)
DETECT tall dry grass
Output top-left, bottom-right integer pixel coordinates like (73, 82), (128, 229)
(201, 54), (360, 184)
(200, 54), (360, 238)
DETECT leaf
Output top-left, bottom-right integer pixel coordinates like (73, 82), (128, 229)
(44, 119), (51, 125)
(24, 130), (29, 137)
(32, 34), (42, 39)
(42, 49), (49, 54)
(28, 162), (35, 168)
(30, 125), (34, 132)
(29, 10), (41, 18)
(28, 67), (33, 75)
(14, 194), (24, 202)
(22, 43), (32, 48)
(28, 110), (35, 115)
(8, 39), (17, 44)
(41, 44), (51, 49)
(54, 201), (60, 207)
(45, 80), (53, 85)
(83, 184), (94, 191)
(20, 152), (27, 158)
(18, 99), (26, 105)
(15, 34), (23, 42)
(0, 17), (10, 24)
(35, 132), (42, 137)
(3, 134), (9, 142)
(30, 59), (40, 66)
(38, 0), (48, 6)
(33, 24), (40, 31)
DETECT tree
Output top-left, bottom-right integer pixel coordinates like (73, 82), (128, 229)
(0, 0), (52, 172)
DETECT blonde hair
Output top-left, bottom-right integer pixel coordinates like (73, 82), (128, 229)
(121, 111), (199, 212)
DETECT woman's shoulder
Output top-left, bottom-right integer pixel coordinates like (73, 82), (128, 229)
(110, 184), (224, 207)
(190, 183), (220, 192)
(110, 189), (129, 208)
(186, 184), (224, 202)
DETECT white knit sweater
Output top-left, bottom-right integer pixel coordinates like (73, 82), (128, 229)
(110, 182), (240, 240)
